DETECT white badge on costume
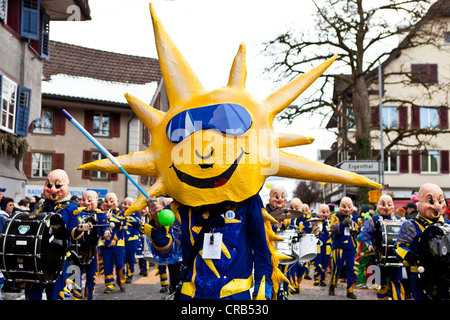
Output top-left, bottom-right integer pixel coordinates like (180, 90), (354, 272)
(203, 232), (222, 259)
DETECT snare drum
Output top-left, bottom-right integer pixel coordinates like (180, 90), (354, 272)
(418, 224), (450, 300)
(297, 234), (318, 263)
(375, 219), (403, 267)
(0, 212), (68, 284)
(70, 215), (98, 266)
(275, 229), (299, 265)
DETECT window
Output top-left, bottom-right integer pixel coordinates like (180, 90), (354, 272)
(420, 107), (439, 129)
(384, 150), (399, 173)
(0, 0), (7, 22)
(31, 152), (52, 178)
(93, 113), (110, 136)
(33, 109), (53, 134)
(411, 63), (438, 85)
(1, 75), (17, 133)
(421, 150), (439, 173)
(91, 151), (108, 180)
(20, 0), (40, 40)
(382, 107), (398, 129)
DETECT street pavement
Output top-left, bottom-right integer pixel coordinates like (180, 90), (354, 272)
(2, 263), (378, 301)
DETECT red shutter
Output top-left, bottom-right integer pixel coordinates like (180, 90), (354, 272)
(84, 110), (94, 134)
(439, 106), (448, 130)
(411, 106), (420, 129)
(429, 64), (438, 84)
(82, 150), (92, 179)
(23, 151), (32, 178)
(53, 108), (66, 135)
(53, 153), (64, 170)
(110, 113), (121, 137)
(109, 152), (119, 180)
(399, 150), (409, 173)
(398, 106), (408, 129)
(411, 150), (421, 173)
(441, 150), (449, 174)
(371, 106), (379, 128)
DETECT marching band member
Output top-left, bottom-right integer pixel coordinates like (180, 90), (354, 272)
(71, 190), (108, 300)
(25, 169), (79, 300)
(122, 197), (142, 284)
(395, 183), (448, 300)
(101, 192), (127, 294)
(137, 206), (151, 277)
(266, 185), (288, 232)
(361, 195), (404, 300)
(313, 203), (332, 287)
(329, 196), (359, 299)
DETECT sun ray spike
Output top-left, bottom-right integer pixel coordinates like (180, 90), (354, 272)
(149, 3), (206, 107)
(265, 54), (338, 122)
(125, 179), (166, 216)
(227, 43), (247, 89)
(124, 93), (164, 133)
(78, 151), (157, 177)
(278, 133), (315, 148)
(277, 150), (382, 189)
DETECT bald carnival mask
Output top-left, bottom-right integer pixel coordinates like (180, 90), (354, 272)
(377, 195), (395, 217)
(318, 204), (331, 220)
(339, 197), (354, 216)
(44, 169), (70, 202)
(417, 183), (447, 220)
(289, 197), (302, 211)
(269, 186), (287, 210)
(80, 190), (98, 212)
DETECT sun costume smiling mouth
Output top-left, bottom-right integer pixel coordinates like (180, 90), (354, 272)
(78, 3), (381, 214)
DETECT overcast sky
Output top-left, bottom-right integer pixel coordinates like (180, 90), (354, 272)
(50, 0), (336, 161)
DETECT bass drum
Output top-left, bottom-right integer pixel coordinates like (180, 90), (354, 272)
(374, 219), (403, 267)
(70, 215), (98, 266)
(418, 223), (450, 300)
(0, 212), (68, 284)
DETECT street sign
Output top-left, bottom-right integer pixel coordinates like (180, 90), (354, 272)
(337, 160), (380, 173)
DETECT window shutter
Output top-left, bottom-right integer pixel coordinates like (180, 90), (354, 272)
(429, 64), (438, 84)
(371, 149), (380, 159)
(110, 113), (121, 137)
(398, 106), (408, 129)
(15, 85), (32, 136)
(399, 150), (409, 173)
(441, 150), (449, 174)
(23, 151), (32, 178)
(109, 152), (119, 180)
(411, 150), (421, 173)
(411, 106), (420, 129)
(40, 12), (50, 60)
(0, 74), (2, 104)
(20, 0), (40, 40)
(0, 0), (6, 21)
(371, 106), (379, 128)
(439, 106), (448, 130)
(84, 110), (94, 134)
(53, 108), (65, 135)
(53, 153), (64, 170)
(82, 150), (92, 179)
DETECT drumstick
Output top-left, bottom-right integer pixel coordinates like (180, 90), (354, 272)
(61, 109), (150, 200)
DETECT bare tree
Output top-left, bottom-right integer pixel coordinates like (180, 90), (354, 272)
(262, 0), (449, 160)
(293, 181), (324, 206)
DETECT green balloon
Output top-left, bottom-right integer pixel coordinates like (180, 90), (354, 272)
(158, 209), (175, 226)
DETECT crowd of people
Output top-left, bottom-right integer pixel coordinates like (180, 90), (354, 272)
(0, 170), (449, 301)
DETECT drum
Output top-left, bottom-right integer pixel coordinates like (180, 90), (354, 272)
(0, 212), (68, 284)
(418, 224), (450, 300)
(375, 219), (403, 267)
(70, 215), (98, 266)
(275, 229), (299, 265)
(297, 234), (318, 263)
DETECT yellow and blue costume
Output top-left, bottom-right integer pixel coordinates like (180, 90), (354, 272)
(329, 212), (359, 296)
(71, 208), (108, 300)
(25, 199), (79, 300)
(362, 213), (404, 300)
(146, 196), (273, 300)
(101, 208), (126, 292)
(313, 219), (332, 286)
(125, 211), (142, 282)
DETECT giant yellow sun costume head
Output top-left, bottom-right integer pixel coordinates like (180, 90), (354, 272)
(79, 4), (381, 215)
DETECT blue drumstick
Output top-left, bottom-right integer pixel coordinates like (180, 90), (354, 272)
(61, 109), (150, 199)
